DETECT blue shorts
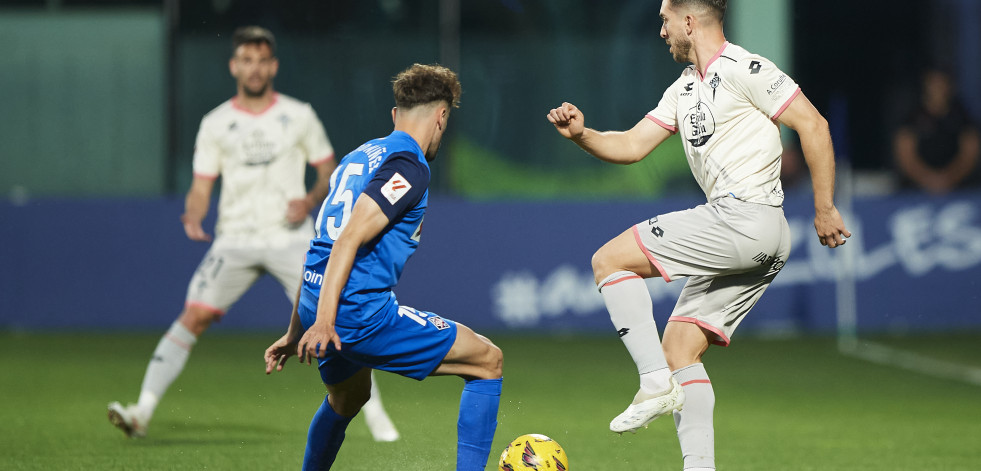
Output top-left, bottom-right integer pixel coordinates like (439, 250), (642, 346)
(298, 299), (458, 384)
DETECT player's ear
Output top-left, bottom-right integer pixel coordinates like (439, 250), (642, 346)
(391, 107), (398, 125)
(228, 57), (237, 77)
(437, 106), (448, 131)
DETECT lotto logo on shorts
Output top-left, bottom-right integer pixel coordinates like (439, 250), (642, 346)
(428, 316), (450, 330)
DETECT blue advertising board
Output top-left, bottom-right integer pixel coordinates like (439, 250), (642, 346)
(2, 192), (979, 334)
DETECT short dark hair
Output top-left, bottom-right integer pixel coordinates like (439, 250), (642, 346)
(232, 26), (276, 56)
(670, 0), (727, 22)
(392, 63), (462, 110)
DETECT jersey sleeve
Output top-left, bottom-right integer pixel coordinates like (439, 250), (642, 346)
(362, 153), (430, 221)
(302, 104), (335, 166)
(192, 117), (221, 179)
(730, 56), (801, 120)
(645, 71), (688, 133)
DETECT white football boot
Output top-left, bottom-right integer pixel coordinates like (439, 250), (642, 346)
(107, 402), (149, 438)
(609, 377), (685, 434)
(362, 375), (400, 442)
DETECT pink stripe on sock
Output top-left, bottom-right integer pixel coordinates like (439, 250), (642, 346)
(164, 333), (192, 351)
(601, 274), (642, 288)
(681, 379), (711, 387)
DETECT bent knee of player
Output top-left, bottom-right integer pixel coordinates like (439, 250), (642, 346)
(179, 306), (222, 335)
(481, 342), (503, 379)
(591, 246), (618, 283)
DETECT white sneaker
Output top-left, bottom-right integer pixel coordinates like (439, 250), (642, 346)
(107, 402), (149, 438)
(609, 378), (685, 434)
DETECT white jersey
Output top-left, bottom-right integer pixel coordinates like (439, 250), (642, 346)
(193, 93), (334, 245)
(647, 42), (800, 206)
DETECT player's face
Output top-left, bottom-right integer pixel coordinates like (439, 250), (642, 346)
(230, 43), (278, 97)
(659, 0), (692, 64)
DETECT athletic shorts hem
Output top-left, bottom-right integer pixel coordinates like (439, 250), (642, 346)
(669, 316), (730, 346)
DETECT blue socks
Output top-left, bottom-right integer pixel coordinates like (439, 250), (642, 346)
(456, 378), (503, 471)
(303, 396), (353, 471)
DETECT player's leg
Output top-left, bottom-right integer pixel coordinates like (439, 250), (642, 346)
(662, 321), (715, 471)
(592, 227), (679, 432)
(303, 367), (372, 471)
(266, 239), (401, 443)
(431, 324), (504, 471)
(108, 246), (260, 437)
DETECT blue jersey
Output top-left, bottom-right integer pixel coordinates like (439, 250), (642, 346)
(300, 131), (430, 327)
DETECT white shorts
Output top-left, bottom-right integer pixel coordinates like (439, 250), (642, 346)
(632, 197), (791, 345)
(184, 223), (312, 314)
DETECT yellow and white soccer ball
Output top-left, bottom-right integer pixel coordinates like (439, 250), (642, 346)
(498, 433), (568, 471)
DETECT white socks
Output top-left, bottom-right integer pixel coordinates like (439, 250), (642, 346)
(673, 363), (715, 470)
(137, 321), (198, 417)
(598, 271), (672, 394)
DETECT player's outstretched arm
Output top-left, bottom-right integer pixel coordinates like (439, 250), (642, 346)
(297, 194), (391, 364)
(547, 102), (672, 164)
(778, 92), (851, 248)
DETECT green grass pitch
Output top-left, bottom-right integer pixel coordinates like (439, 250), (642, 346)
(1, 331), (979, 470)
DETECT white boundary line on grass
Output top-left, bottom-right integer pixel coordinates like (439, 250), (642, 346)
(839, 340), (981, 387)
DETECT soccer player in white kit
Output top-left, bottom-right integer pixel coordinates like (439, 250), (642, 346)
(108, 26), (399, 442)
(547, 1), (851, 469)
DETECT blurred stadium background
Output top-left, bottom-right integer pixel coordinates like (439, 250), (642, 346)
(1, 0), (980, 469)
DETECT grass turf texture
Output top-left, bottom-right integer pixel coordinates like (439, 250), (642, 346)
(1, 331), (979, 470)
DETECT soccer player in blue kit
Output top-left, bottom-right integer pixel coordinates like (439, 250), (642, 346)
(264, 63), (503, 471)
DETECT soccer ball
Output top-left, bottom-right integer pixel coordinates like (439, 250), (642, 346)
(498, 433), (568, 471)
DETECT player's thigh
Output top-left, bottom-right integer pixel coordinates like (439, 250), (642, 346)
(263, 234), (310, 298)
(592, 227), (663, 282)
(431, 323), (502, 380)
(185, 245), (263, 313)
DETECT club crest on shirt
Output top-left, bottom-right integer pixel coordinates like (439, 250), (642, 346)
(381, 172), (411, 204)
(428, 315), (450, 330)
(682, 101), (716, 147)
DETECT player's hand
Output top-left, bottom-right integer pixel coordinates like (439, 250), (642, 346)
(814, 205), (851, 248)
(547, 102), (585, 140)
(286, 197), (312, 226)
(181, 214), (212, 242)
(264, 332), (300, 374)
(297, 320), (342, 365)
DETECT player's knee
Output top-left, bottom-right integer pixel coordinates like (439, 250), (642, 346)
(483, 343), (503, 379)
(591, 247), (614, 282)
(179, 306), (220, 335)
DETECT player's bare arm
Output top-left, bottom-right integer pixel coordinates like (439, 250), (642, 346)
(547, 102), (672, 164)
(298, 194), (391, 364)
(181, 176), (215, 242)
(287, 158), (337, 225)
(777, 92), (851, 248)
(265, 284), (306, 374)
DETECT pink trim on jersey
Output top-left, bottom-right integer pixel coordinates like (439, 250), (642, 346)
(669, 316), (730, 346)
(185, 301), (226, 316)
(697, 41), (729, 81)
(192, 172), (218, 180)
(309, 152), (335, 166)
(681, 379), (712, 387)
(601, 274), (642, 289)
(231, 92), (279, 116)
(631, 225), (672, 283)
(772, 87), (802, 121)
(646, 114), (678, 134)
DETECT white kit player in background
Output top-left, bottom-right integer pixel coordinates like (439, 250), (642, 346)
(108, 26), (399, 442)
(548, 1), (850, 470)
